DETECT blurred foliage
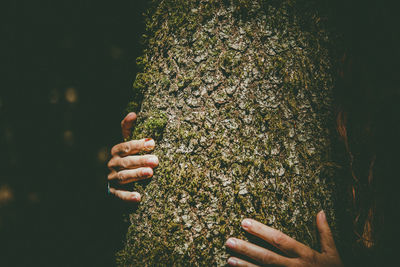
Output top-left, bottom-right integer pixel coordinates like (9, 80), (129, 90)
(0, 0), (149, 266)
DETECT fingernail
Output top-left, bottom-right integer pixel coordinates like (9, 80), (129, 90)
(148, 156), (159, 166)
(227, 258), (237, 266)
(144, 138), (155, 151)
(132, 193), (141, 201)
(320, 210), (326, 220)
(242, 219), (252, 229)
(225, 238), (236, 248)
(143, 168), (153, 177)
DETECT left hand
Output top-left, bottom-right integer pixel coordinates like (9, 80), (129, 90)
(225, 210), (343, 267)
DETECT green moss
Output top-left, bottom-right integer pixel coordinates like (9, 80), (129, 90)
(125, 101), (140, 114)
(131, 111), (168, 141)
(118, 0), (342, 265)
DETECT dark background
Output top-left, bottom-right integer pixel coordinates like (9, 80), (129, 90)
(0, 0), (399, 266)
(0, 1), (148, 266)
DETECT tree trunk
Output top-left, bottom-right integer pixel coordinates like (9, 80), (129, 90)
(118, 0), (339, 265)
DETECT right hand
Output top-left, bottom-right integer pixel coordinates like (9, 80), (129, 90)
(107, 112), (159, 202)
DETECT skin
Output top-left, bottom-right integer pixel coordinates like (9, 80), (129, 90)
(107, 112), (159, 202)
(108, 113), (343, 266)
(225, 211), (343, 267)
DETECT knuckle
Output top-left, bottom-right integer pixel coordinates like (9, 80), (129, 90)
(272, 232), (286, 248)
(119, 158), (127, 169)
(261, 252), (272, 264)
(131, 140), (142, 151)
(117, 172), (125, 181)
(311, 252), (320, 264)
(288, 259), (301, 267)
(326, 231), (334, 241)
(122, 144), (131, 154)
(237, 241), (250, 255)
(304, 250), (318, 264)
(138, 156), (147, 166)
(130, 169), (139, 178)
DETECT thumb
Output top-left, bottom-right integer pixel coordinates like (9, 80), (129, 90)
(121, 112), (137, 139)
(317, 210), (338, 255)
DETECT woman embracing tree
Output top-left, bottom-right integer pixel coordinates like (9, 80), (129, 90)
(107, 0), (400, 266)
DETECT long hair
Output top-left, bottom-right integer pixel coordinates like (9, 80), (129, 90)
(328, 1), (400, 264)
(336, 107), (377, 248)
(335, 45), (399, 251)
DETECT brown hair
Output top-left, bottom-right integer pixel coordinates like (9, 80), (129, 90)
(336, 109), (376, 248)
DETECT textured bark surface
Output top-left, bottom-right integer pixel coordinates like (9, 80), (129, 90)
(118, 0), (339, 265)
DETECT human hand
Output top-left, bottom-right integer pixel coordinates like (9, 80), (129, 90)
(225, 210), (343, 267)
(107, 112), (159, 202)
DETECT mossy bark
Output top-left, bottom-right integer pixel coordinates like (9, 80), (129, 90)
(118, 0), (340, 265)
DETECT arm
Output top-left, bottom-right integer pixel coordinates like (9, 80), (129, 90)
(107, 112), (159, 202)
(225, 210), (343, 267)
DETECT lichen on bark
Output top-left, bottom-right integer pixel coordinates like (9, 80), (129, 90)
(117, 0), (340, 265)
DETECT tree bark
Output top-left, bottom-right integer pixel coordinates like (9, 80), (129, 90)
(118, 0), (339, 265)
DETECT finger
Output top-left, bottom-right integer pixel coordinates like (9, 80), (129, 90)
(227, 257), (260, 267)
(108, 167), (153, 184)
(316, 210), (338, 255)
(241, 219), (311, 257)
(108, 155), (159, 170)
(109, 187), (141, 202)
(121, 112), (137, 139)
(111, 138), (155, 157)
(225, 238), (292, 266)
